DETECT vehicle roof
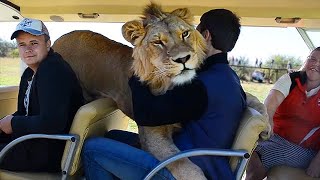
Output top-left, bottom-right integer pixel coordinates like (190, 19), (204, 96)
(1, 0), (320, 29)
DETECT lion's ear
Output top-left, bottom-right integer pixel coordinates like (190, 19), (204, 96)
(122, 20), (145, 46)
(170, 8), (194, 25)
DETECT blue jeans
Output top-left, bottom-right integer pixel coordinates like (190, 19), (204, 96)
(82, 137), (176, 180)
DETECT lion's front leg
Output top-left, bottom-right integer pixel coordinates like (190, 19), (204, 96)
(139, 125), (207, 180)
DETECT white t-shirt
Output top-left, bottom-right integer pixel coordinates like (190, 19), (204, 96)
(272, 73), (320, 98)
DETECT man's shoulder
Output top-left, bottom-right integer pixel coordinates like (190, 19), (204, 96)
(200, 64), (239, 82)
(39, 51), (72, 72)
(21, 67), (34, 78)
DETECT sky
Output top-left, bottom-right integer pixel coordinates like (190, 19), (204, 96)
(0, 22), (312, 65)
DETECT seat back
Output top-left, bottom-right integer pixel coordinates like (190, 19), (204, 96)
(61, 98), (130, 176)
(230, 107), (269, 171)
(0, 86), (18, 118)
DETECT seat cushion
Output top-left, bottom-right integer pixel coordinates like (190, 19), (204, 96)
(61, 98), (130, 175)
(229, 107), (269, 171)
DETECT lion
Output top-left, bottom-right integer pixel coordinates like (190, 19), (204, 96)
(53, 3), (270, 179)
(121, 3), (208, 180)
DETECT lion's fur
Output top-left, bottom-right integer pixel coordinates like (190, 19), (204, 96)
(123, 3), (207, 95)
(52, 30), (134, 118)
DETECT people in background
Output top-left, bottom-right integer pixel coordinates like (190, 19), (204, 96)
(246, 47), (320, 179)
(0, 18), (84, 171)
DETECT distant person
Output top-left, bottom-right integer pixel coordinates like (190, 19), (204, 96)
(270, 59), (275, 68)
(230, 57), (234, 65)
(255, 58), (259, 67)
(287, 61), (293, 73)
(259, 61), (263, 68)
(0, 18), (84, 171)
(246, 47), (320, 179)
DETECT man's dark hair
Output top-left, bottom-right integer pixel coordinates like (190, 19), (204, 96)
(197, 9), (240, 52)
(44, 35), (50, 42)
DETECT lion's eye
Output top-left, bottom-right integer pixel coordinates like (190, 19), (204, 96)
(153, 40), (164, 47)
(182, 31), (190, 40)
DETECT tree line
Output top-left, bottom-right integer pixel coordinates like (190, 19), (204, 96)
(0, 38), (19, 58)
(230, 55), (303, 83)
(0, 37), (305, 69)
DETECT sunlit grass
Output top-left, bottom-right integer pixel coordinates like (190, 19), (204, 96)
(241, 81), (273, 102)
(0, 57), (20, 86)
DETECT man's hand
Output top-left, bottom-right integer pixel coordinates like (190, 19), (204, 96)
(306, 151), (320, 178)
(0, 115), (13, 134)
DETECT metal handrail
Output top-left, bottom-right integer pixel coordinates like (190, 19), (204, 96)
(143, 148), (250, 180)
(0, 133), (79, 180)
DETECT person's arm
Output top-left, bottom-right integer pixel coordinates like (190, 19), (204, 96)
(264, 73), (290, 134)
(264, 89), (285, 134)
(11, 59), (75, 137)
(12, 68), (32, 116)
(129, 76), (207, 126)
(0, 69), (31, 134)
(307, 151), (320, 178)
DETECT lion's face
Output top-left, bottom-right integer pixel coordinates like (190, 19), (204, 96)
(122, 3), (207, 95)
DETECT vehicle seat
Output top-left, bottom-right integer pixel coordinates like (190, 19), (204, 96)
(230, 107), (269, 172)
(0, 86), (18, 118)
(0, 98), (130, 180)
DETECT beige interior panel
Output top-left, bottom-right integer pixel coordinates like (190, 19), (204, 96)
(1, 0), (320, 28)
(0, 86), (18, 118)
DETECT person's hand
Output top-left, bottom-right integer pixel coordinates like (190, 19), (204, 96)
(0, 115), (13, 134)
(306, 152), (320, 178)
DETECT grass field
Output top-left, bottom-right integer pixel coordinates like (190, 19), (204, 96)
(242, 81), (273, 102)
(0, 57), (20, 86)
(0, 57), (273, 132)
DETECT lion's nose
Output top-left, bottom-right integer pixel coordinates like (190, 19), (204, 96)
(175, 55), (191, 64)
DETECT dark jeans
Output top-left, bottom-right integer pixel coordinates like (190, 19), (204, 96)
(82, 130), (175, 180)
(0, 133), (62, 172)
(0, 133), (12, 150)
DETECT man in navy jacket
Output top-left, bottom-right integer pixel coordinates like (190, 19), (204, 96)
(130, 9), (247, 179)
(82, 9), (246, 180)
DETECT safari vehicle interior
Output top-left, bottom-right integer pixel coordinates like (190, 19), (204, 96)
(0, 0), (320, 180)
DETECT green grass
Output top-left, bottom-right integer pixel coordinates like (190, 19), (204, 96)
(0, 58), (273, 132)
(241, 81), (273, 102)
(0, 57), (20, 86)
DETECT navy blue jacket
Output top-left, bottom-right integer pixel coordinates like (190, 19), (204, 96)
(174, 53), (247, 179)
(129, 53), (247, 179)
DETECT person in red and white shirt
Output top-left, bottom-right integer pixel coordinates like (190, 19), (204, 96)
(246, 47), (320, 180)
